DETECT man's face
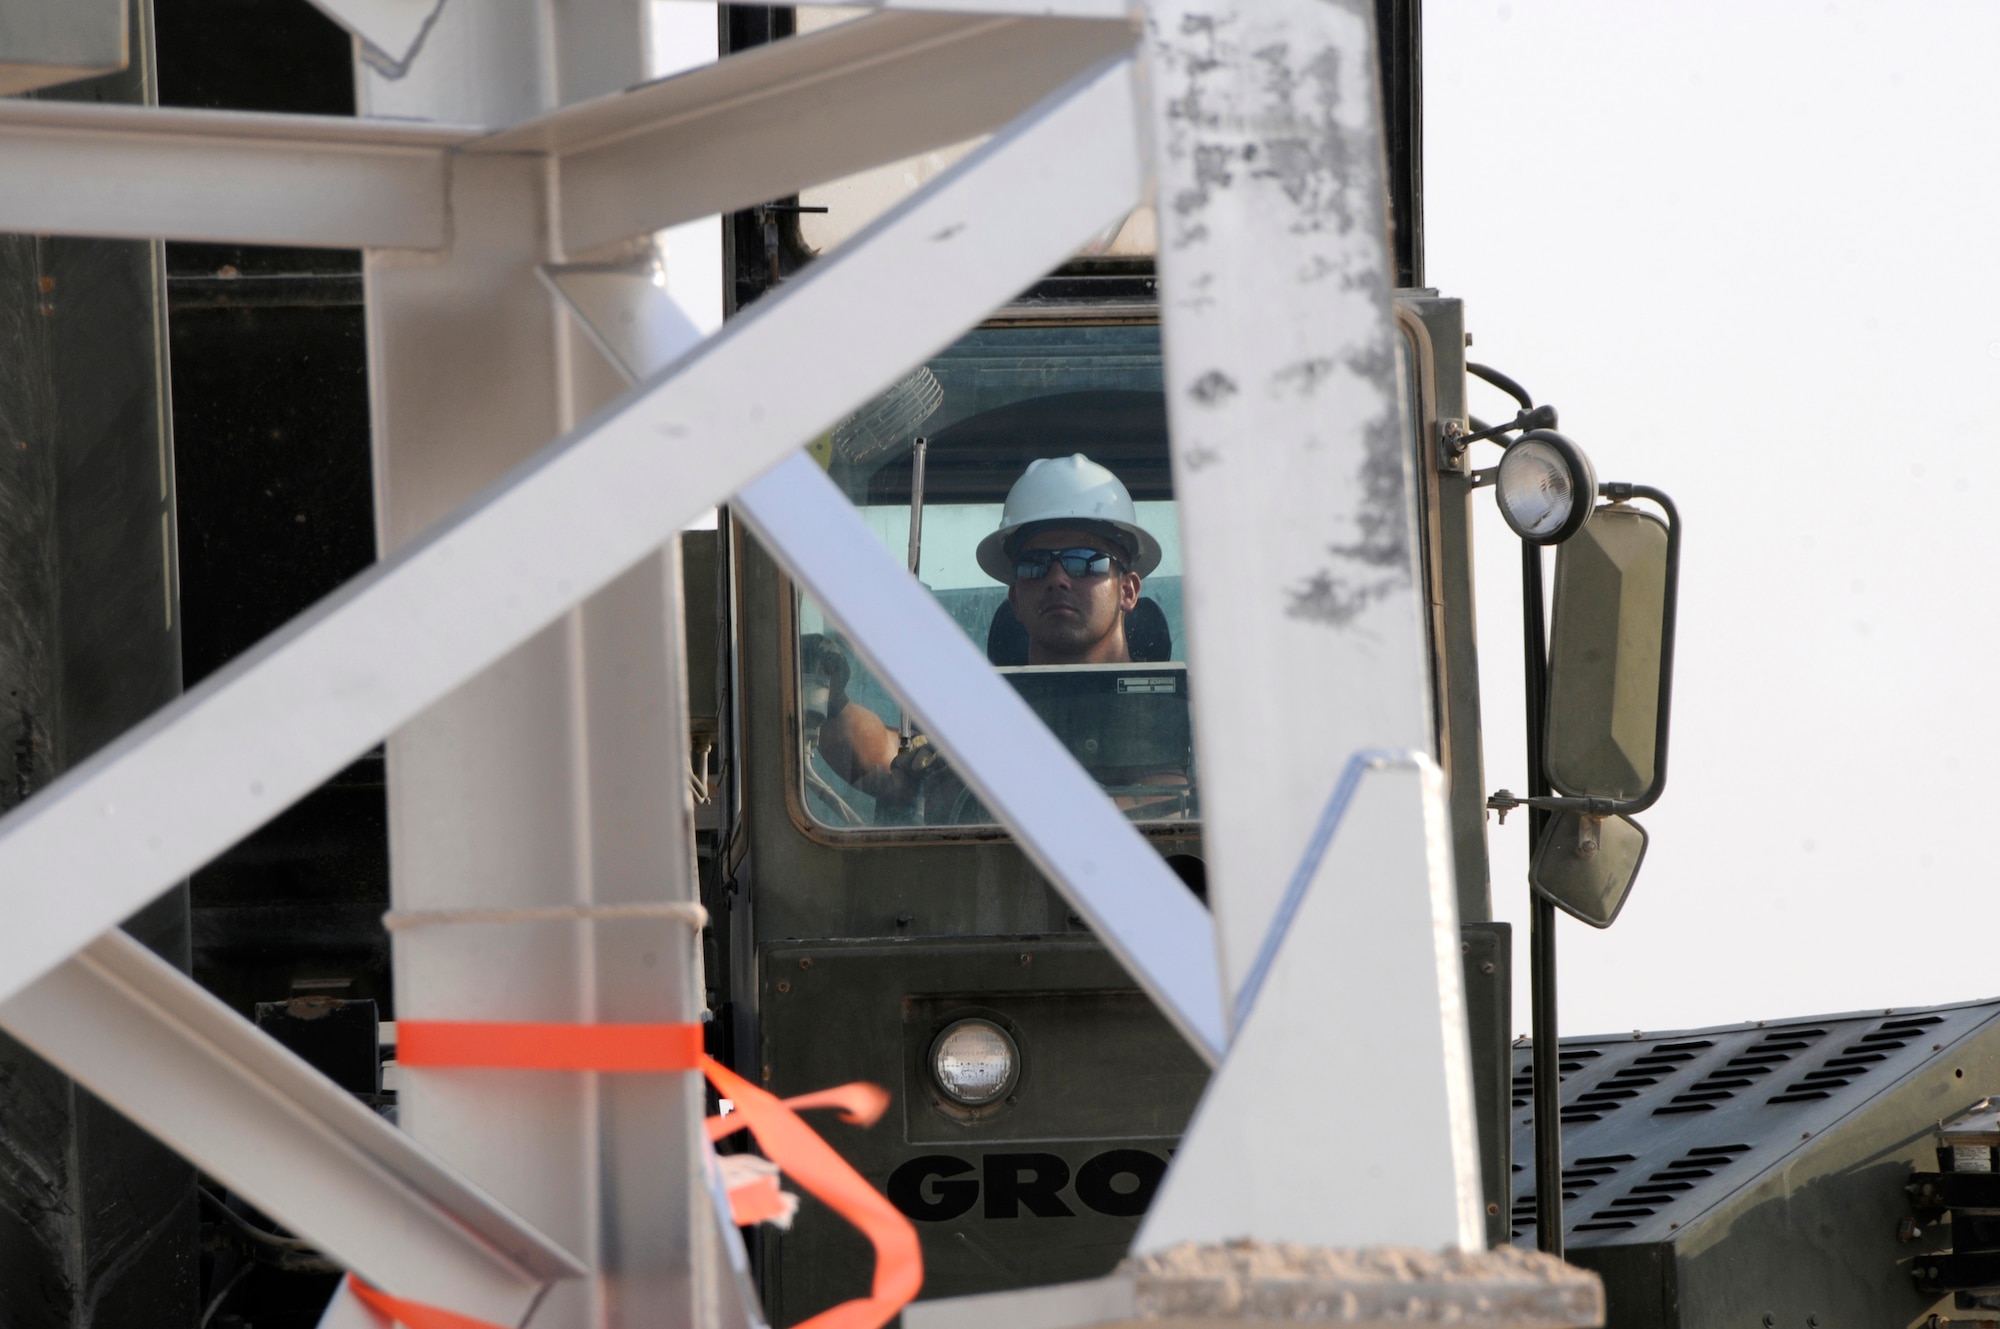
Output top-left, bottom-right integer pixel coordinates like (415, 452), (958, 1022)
(1006, 526), (1142, 664)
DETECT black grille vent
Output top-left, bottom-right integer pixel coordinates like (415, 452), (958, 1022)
(1511, 1048), (1601, 1111)
(1563, 1040), (1712, 1124)
(1571, 1144), (1751, 1232)
(1653, 1028), (1826, 1115)
(1767, 1016), (1942, 1104)
(1508, 1154), (1636, 1238)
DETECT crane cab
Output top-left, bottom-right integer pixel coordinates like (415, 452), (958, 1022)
(696, 279), (1515, 1323)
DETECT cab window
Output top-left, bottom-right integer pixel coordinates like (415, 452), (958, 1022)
(793, 323), (1196, 832)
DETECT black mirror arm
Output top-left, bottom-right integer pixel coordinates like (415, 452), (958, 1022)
(1487, 481), (1681, 823)
(1451, 404), (1559, 460)
(1467, 361), (1535, 411)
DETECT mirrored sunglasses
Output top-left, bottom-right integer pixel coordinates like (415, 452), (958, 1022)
(1013, 547), (1121, 581)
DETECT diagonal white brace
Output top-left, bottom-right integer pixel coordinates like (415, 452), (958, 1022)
(734, 457), (1226, 1063)
(0, 52), (1145, 1011)
(0, 931), (585, 1325)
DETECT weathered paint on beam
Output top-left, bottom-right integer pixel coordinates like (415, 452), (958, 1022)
(1134, 0), (1484, 1251)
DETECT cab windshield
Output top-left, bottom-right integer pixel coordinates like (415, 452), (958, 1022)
(794, 324), (1195, 832)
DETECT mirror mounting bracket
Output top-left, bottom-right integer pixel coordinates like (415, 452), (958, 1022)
(1487, 788), (1628, 822)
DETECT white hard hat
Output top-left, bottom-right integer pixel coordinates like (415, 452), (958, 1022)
(975, 454), (1162, 583)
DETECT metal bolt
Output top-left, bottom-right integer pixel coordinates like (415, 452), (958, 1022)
(1019, 953), (1033, 966)
(1808, 1316), (1819, 1328)
(776, 980), (791, 993)
(1481, 961), (1497, 975)
(1486, 1202), (1499, 1216)
(798, 957), (813, 970)
(1762, 1316), (1775, 1328)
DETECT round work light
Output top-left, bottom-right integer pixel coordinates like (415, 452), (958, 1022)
(1495, 430), (1597, 545)
(930, 1019), (1018, 1106)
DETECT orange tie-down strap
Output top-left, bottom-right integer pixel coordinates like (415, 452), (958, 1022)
(367, 1022), (921, 1329)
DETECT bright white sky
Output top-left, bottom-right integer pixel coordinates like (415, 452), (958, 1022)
(1427, 0), (2000, 1036)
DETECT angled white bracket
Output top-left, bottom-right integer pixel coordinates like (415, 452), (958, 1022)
(303, 0), (447, 75)
(1134, 754), (1483, 1251)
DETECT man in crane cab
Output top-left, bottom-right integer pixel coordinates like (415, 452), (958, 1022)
(810, 455), (1189, 817)
(971, 453), (1164, 667)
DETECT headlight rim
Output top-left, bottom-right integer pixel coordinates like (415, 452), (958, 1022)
(1496, 428), (1597, 546)
(929, 1016), (1021, 1108)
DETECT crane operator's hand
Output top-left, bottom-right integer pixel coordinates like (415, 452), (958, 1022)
(803, 634), (942, 808)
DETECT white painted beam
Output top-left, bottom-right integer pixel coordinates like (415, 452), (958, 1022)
(0, 54), (1142, 1015)
(0, 12), (1132, 253)
(0, 99), (466, 248)
(1148, 0), (1438, 1000)
(470, 10), (1135, 253)
(0, 931), (584, 1324)
(1134, 0), (1482, 1251)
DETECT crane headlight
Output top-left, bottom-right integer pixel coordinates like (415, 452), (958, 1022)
(1496, 430), (1597, 545)
(930, 1019), (1017, 1106)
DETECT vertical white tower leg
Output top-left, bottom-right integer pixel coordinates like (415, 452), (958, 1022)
(1135, 0), (1484, 1252)
(358, 6), (712, 1327)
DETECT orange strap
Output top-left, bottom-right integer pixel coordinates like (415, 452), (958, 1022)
(345, 1274), (504, 1329)
(702, 1056), (920, 1329)
(708, 1081), (890, 1140)
(361, 1024), (920, 1329)
(397, 1021), (701, 1072)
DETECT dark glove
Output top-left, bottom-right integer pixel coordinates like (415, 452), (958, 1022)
(800, 634), (853, 721)
(890, 733), (947, 785)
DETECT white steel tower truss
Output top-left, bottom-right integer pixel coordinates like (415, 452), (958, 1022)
(0, 0), (1483, 1325)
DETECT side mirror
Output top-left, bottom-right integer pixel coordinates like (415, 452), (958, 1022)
(1531, 809), (1647, 928)
(1532, 493), (1679, 926)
